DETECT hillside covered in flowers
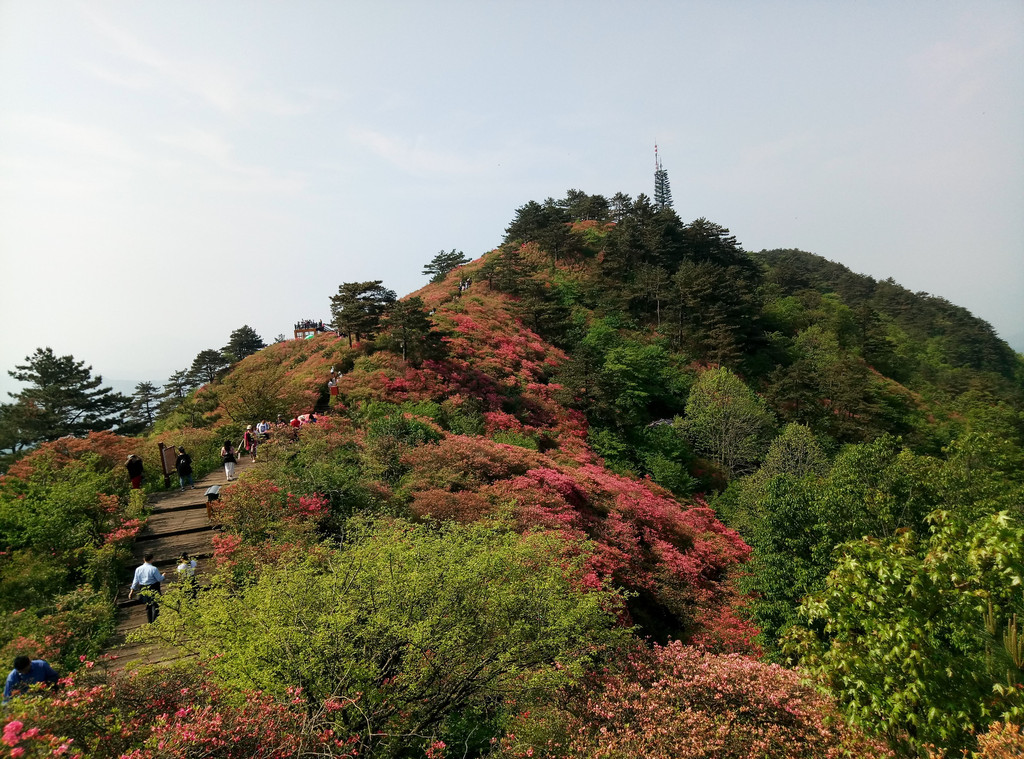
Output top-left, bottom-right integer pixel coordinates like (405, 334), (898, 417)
(2, 190), (1023, 757)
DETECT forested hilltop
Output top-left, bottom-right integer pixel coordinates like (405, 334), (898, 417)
(1, 189), (1022, 758)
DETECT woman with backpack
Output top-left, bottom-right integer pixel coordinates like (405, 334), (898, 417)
(221, 439), (237, 481)
(175, 447), (195, 491)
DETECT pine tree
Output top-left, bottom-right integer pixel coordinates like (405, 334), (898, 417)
(190, 349), (229, 385)
(157, 369), (196, 419)
(422, 250), (470, 283)
(329, 281), (397, 346)
(222, 325), (266, 362)
(379, 297), (445, 365)
(3, 347), (129, 444)
(123, 380), (160, 433)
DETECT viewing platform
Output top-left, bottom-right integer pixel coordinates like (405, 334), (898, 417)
(294, 319), (329, 340)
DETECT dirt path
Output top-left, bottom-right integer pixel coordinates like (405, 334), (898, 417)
(105, 455), (253, 670)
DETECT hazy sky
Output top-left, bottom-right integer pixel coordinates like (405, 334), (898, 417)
(1, 1), (1022, 398)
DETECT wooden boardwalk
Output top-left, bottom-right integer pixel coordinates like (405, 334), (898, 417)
(106, 456), (252, 669)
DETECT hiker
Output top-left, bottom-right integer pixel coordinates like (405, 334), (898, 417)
(3, 656), (59, 705)
(221, 440), (237, 481)
(126, 454), (144, 489)
(242, 425), (257, 462)
(177, 553), (198, 600)
(128, 553), (165, 624)
(175, 447), (195, 491)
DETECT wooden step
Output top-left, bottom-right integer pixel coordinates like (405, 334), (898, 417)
(142, 506), (212, 534)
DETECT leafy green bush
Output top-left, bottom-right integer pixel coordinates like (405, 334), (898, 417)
(152, 518), (627, 756)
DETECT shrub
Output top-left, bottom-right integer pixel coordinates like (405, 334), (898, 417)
(1, 663), (317, 758)
(150, 518), (627, 757)
(500, 641), (894, 759)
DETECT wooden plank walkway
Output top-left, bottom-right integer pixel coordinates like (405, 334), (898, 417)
(105, 456), (252, 670)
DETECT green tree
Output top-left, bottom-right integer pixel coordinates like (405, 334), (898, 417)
(189, 349), (229, 385)
(217, 362), (310, 425)
(422, 249), (470, 283)
(3, 348), (128, 445)
(632, 263), (671, 326)
(667, 260), (758, 366)
(157, 519), (625, 756)
(479, 246), (538, 295)
(602, 195), (684, 278)
(785, 511), (1024, 754)
(120, 381), (160, 435)
(759, 423), (828, 480)
(559, 189), (609, 222)
(0, 400), (41, 461)
(222, 325), (266, 362)
(609, 192), (632, 222)
(503, 200), (575, 266)
(156, 369), (196, 419)
(329, 280), (397, 347)
(681, 367), (775, 477)
(378, 297), (445, 366)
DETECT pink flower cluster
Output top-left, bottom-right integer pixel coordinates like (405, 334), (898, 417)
(3, 719), (74, 757)
(401, 434), (755, 650)
(102, 518), (144, 546)
(503, 642), (894, 759)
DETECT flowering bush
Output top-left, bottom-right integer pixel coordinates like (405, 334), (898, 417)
(212, 479), (326, 546)
(0, 663), (330, 758)
(400, 437), (755, 650)
(500, 641), (894, 759)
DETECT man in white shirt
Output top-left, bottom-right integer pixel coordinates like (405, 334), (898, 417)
(128, 553), (165, 623)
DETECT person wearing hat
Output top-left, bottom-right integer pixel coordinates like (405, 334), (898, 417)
(125, 454), (144, 489)
(242, 425), (257, 462)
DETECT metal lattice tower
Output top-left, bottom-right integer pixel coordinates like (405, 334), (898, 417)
(654, 142), (673, 210)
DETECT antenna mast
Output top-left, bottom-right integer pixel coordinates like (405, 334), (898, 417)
(654, 142), (673, 210)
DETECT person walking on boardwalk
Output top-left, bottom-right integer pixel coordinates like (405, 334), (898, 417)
(3, 656), (59, 705)
(128, 553), (165, 624)
(175, 447), (195, 491)
(126, 454), (144, 489)
(177, 553), (198, 600)
(221, 439), (237, 481)
(242, 425), (257, 462)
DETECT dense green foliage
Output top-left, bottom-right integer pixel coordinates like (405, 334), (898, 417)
(152, 519), (626, 756)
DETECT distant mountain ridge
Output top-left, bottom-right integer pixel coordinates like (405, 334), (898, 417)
(752, 248), (1017, 377)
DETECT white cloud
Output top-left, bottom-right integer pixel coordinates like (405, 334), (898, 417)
(82, 8), (307, 117)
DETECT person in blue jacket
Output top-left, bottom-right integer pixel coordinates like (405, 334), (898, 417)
(3, 656), (59, 704)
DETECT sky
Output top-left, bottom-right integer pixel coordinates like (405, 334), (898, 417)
(1, 1), (1022, 399)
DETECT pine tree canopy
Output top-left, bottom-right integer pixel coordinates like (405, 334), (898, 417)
(3, 347), (129, 445)
(422, 250), (470, 283)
